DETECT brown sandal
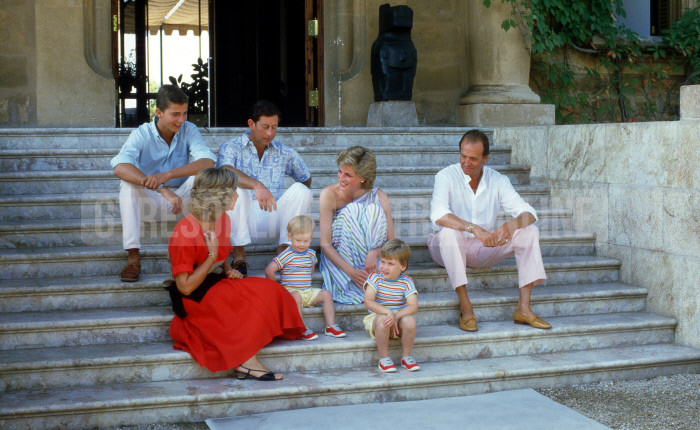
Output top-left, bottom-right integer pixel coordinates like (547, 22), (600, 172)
(120, 263), (141, 282)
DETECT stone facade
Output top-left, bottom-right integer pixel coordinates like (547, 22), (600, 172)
(0, 0), (114, 127)
(496, 85), (700, 347)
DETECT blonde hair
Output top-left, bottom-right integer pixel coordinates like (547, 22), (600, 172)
(287, 215), (314, 236)
(336, 146), (376, 190)
(188, 168), (238, 222)
(380, 239), (411, 267)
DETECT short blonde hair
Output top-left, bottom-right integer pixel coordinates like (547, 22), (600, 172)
(380, 239), (411, 268)
(287, 215), (314, 236)
(188, 168), (238, 222)
(336, 146), (376, 190)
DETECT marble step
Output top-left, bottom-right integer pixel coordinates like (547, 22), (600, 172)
(0, 283), (644, 351)
(0, 126), (484, 150)
(0, 209), (573, 249)
(1, 343), (698, 430)
(0, 308), (665, 391)
(0, 145), (512, 172)
(0, 164), (530, 195)
(0, 256), (621, 313)
(0, 232), (597, 280)
(0, 186), (554, 221)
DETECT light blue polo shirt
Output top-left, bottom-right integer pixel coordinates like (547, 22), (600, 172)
(110, 119), (216, 188)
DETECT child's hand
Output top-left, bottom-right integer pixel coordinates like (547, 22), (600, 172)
(391, 322), (401, 339)
(383, 311), (396, 327)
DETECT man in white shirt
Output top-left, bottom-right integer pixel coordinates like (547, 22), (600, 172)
(428, 129), (551, 331)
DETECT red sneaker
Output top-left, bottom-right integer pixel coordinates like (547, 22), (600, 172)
(378, 357), (397, 373)
(325, 324), (346, 338)
(401, 356), (420, 372)
(300, 328), (318, 341)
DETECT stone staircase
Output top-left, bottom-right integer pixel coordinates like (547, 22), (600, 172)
(0, 127), (698, 429)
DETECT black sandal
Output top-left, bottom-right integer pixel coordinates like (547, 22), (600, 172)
(235, 366), (277, 381)
(230, 260), (249, 277)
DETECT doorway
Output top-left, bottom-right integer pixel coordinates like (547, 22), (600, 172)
(209, 0), (323, 127)
(115, 0), (322, 127)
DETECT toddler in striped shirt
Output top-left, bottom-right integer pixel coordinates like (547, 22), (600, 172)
(265, 215), (346, 340)
(363, 239), (420, 373)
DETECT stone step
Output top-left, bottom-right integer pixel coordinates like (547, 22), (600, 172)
(0, 256), (621, 313)
(0, 283), (643, 351)
(0, 307), (663, 391)
(0, 164), (530, 195)
(1, 343), (698, 429)
(0, 186), (554, 221)
(0, 232), (597, 280)
(0, 208), (573, 249)
(0, 145), (512, 172)
(0, 127), (483, 150)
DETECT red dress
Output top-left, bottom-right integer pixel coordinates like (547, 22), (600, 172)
(168, 214), (305, 372)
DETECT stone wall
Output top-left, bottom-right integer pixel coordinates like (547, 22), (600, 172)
(0, 0), (36, 125)
(495, 85), (700, 347)
(0, 0), (114, 127)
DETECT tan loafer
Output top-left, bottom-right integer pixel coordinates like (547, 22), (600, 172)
(514, 310), (552, 329)
(459, 314), (478, 332)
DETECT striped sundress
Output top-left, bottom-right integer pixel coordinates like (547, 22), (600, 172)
(320, 187), (388, 304)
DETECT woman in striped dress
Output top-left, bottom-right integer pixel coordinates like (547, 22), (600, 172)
(319, 146), (396, 304)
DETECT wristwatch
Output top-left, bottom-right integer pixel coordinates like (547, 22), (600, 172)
(466, 223), (476, 233)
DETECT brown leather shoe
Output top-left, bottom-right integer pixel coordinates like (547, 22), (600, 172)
(119, 263), (141, 282)
(459, 314), (478, 332)
(514, 310), (552, 329)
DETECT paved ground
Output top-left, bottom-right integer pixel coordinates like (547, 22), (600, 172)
(105, 373), (699, 430)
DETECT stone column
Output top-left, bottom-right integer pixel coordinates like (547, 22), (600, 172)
(457, 0), (554, 126)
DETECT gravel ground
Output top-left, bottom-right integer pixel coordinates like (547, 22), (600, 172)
(104, 373), (699, 430)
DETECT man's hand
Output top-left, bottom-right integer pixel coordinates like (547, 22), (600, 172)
(364, 248), (381, 273)
(490, 223), (513, 247)
(142, 172), (169, 190)
(160, 187), (183, 214)
(253, 185), (277, 212)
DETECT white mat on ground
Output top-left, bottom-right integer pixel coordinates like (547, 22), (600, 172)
(205, 388), (610, 430)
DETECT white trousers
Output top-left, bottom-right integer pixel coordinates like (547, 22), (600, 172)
(428, 224), (546, 289)
(119, 177), (195, 250)
(226, 182), (313, 246)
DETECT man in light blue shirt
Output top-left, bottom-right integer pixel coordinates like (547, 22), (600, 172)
(111, 85), (215, 282)
(216, 100), (312, 272)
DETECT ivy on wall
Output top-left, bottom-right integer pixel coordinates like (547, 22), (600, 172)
(484, 1), (700, 123)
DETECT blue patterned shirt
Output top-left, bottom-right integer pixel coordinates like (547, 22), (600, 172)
(110, 119), (215, 188)
(364, 273), (417, 313)
(215, 131), (311, 200)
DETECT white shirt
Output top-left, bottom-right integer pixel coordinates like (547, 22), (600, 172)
(430, 164), (537, 234)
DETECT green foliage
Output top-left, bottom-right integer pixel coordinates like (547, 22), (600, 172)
(662, 5), (700, 85)
(484, 1), (700, 123)
(169, 58), (209, 114)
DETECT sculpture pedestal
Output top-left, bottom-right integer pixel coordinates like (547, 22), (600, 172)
(457, 103), (555, 127)
(367, 101), (419, 127)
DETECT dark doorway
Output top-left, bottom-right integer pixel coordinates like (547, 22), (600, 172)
(210, 1), (317, 126)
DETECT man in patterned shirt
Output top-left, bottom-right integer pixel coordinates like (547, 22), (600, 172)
(216, 100), (313, 272)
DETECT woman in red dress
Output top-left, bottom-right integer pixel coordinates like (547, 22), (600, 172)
(166, 167), (305, 381)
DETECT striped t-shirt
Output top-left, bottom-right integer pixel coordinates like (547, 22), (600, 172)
(274, 248), (317, 289)
(364, 273), (417, 312)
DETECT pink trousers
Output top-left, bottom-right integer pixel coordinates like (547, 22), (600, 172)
(427, 224), (546, 289)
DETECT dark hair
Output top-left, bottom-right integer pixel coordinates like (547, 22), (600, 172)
(250, 100), (282, 123)
(156, 84), (188, 111)
(459, 129), (489, 157)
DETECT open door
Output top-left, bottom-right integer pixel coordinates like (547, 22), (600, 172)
(209, 0), (323, 126)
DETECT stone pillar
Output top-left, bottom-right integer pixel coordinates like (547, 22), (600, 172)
(680, 85), (700, 120)
(458, 1), (554, 126)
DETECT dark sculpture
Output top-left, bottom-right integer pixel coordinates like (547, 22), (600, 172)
(371, 4), (417, 102)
